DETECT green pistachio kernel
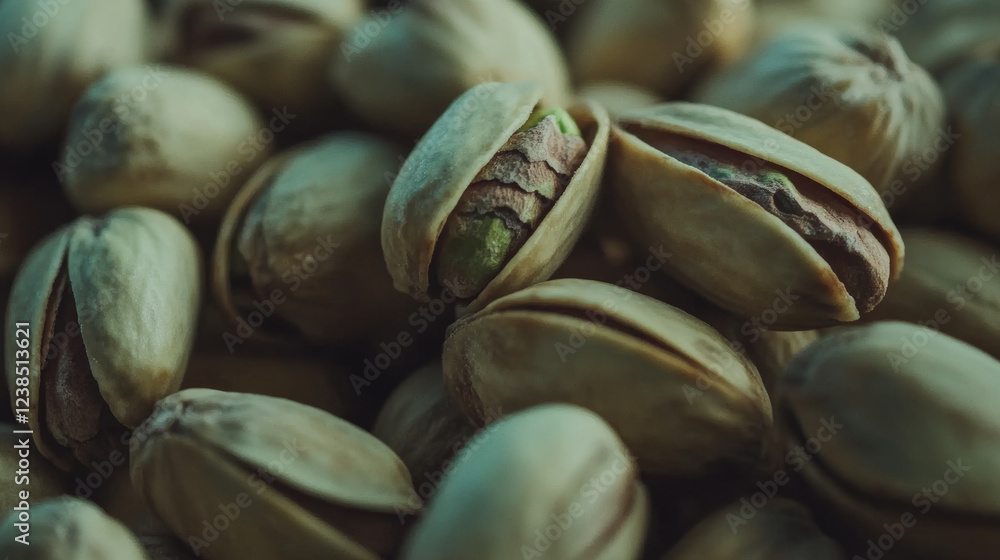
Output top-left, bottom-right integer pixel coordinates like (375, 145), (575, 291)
(517, 107), (581, 136)
(436, 215), (516, 299)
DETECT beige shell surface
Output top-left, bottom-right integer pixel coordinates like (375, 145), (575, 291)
(443, 279), (771, 475)
(383, 81), (609, 313)
(133, 389), (417, 513)
(780, 322), (1000, 514)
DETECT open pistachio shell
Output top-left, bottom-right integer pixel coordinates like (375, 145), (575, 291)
(131, 389), (420, 560)
(443, 278), (772, 476)
(382, 81), (609, 315)
(609, 102), (903, 328)
(779, 322), (1000, 560)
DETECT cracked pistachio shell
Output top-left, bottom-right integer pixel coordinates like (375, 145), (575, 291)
(567, 0), (755, 97)
(130, 389), (420, 560)
(778, 322), (1000, 560)
(609, 102), (904, 328)
(401, 404), (649, 560)
(0, 425), (68, 512)
(331, 0), (571, 137)
(443, 278), (772, 476)
(663, 498), (846, 560)
(0, 497), (148, 560)
(213, 132), (413, 345)
(865, 228), (1000, 360)
(941, 51), (1000, 240)
(5, 207), (201, 470)
(382, 81), (609, 314)
(157, 0), (362, 114)
(60, 66), (268, 220)
(693, 26), (946, 197)
(0, 0), (148, 151)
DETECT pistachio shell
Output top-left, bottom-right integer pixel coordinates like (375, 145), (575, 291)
(400, 404), (649, 560)
(382, 81), (609, 314)
(894, 0), (1000, 75)
(663, 498), (846, 560)
(443, 278), (771, 475)
(0, 0), (148, 151)
(0, 497), (148, 560)
(578, 81), (664, 120)
(213, 131), (413, 345)
(158, 0), (362, 114)
(61, 66), (268, 220)
(693, 25), (946, 198)
(779, 322), (1000, 559)
(0, 425), (68, 513)
(567, 0), (755, 97)
(609, 102), (903, 328)
(131, 389), (420, 560)
(330, 0), (571, 136)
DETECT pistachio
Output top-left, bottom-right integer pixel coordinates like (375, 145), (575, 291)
(609, 102), (903, 328)
(0, 497), (148, 559)
(566, 0), (755, 97)
(662, 498), (847, 560)
(330, 0), (572, 137)
(693, 26), (946, 199)
(383, 81), (609, 314)
(864, 228), (1000, 360)
(157, 0), (362, 115)
(0, 0), (148, 151)
(0, 424), (68, 513)
(578, 81), (665, 120)
(59, 66), (268, 222)
(372, 361), (477, 498)
(778, 322), (1000, 560)
(4, 207), (201, 471)
(443, 278), (772, 476)
(130, 389), (420, 560)
(941, 48), (1000, 240)
(400, 404), (649, 560)
(751, 0), (892, 47)
(213, 131), (414, 346)
(894, 0), (1000, 76)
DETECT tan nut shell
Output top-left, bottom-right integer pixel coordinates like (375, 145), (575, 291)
(400, 404), (649, 560)
(779, 322), (1000, 560)
(331, 0), (571, 137)
(0, 426), (68, 513)
(443, 278), (772, 476)
(610, 102), (903, 327)
(131, 389), (420, 560)
(5, 207), (201, 469)
(382, 81), (609, 314)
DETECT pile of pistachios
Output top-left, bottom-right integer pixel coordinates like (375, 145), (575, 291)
(2, 0), (999, 558)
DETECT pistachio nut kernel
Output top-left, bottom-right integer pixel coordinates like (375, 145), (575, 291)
(443, 279), (772, 476)
(131, 389), (421, 560)
(0, 0), (147, 151)
(865, 228), (1000, 361)
(693, 26), (946, 198)
(5, 207), (201, 471)
(330, 0), (572, 137)
(159, 0), (362, 113)
(60, 66), (268, 220)
(383, 81), (609, 314)
(400, 404), (649, 560)
(436, 108), (587, 299)
(0, 497), (148, 560)
(610, 102), (903, 328)
(663, 498), (847, 560)
(778, 322), (1000, 560)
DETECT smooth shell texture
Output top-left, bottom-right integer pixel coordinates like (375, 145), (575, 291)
(61, 66), (267, 219)
(567, 0), (754, 96)
(693, 26), (946, 196)
(331, 0), (571, 136)
(400, 404), (649, 560)
(780, 322), (1000, 558)
(382, 81), (609, 314)
(0, 0), (147, 150)
(443, 279), (771, 475)
(866, 228), (1000, 360)
(610, 102), (902, 326)
(0, 497), (147, 560)
(5, 207), (201, 468)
